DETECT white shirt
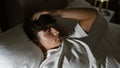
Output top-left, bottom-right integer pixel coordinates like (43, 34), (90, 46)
(40, 38), (97, 68)
(69, 23), (88, 38)
(39, 24), (120, 68)
(39, 24), (97, 68)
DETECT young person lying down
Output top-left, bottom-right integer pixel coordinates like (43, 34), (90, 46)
(24, 8), (120, 68)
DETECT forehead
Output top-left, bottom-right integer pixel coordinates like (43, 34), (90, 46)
(37, 30), (45, 36)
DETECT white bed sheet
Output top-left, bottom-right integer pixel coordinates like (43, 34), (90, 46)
(0, 24), (44, 68)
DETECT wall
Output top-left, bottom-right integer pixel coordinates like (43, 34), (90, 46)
(4, 0), (25, 28)
(0, 0), (9, 32)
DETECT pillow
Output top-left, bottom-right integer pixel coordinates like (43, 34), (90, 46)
(67, 0), (92, 8)
(0, 24), (44, 68)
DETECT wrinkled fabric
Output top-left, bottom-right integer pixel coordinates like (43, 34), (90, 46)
(39, 38), (120, 68)
(0, 24), (44, 68)
(40, 38), (97, 68)
(69, 23), (88, 38)
(39, 23), (120, 68)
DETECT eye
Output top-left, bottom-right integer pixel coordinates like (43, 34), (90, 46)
(45, 29), (51, 33)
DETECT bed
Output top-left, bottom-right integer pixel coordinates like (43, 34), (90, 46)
(0, 0), (120, 68)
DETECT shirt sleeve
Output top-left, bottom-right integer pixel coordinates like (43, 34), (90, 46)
(105, 56), (120, 68)
(69, 23), (88, 38)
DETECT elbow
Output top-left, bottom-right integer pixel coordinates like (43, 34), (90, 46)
(90, 8), (98, 22)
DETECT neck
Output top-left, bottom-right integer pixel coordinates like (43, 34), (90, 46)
(39, 38), (62, 52)
(45, 41), (62, 51)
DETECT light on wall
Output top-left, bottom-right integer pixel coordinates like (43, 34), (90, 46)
(94, 0), (110, 16)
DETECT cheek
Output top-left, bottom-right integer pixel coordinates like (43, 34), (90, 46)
(46, 35), (55, 41)
(37, 31), (55, 43)
(40, 34), (54, 41)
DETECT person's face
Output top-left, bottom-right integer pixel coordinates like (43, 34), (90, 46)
(37, 27), (62, 50)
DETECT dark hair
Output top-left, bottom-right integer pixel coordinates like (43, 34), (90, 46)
(31, 14), (58, 36)
(23, 14), (62, 51)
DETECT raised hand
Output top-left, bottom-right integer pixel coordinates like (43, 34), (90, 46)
(32, 11), (50, 21)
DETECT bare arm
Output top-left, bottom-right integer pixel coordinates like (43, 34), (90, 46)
(32, 8), (98, 32)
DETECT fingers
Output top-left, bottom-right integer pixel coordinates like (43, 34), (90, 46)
(32, 11), (50, 21)
(32, 12), (41, 21)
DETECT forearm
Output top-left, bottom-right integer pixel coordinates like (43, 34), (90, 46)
(50, 8), (98, 32)
(32, 8), (97, 21)
(32, 8), (98, 32)
(50, 8), (98, 21)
